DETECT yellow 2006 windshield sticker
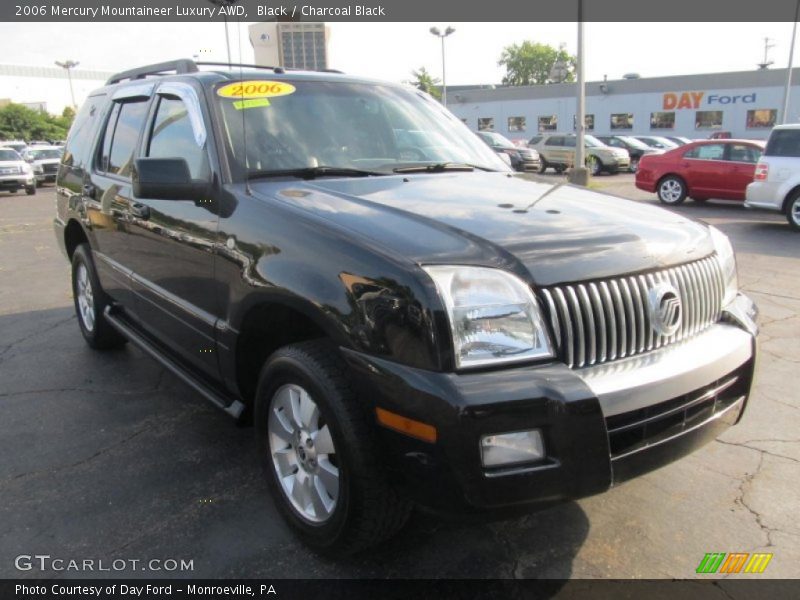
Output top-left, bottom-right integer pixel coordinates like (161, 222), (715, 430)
(217, 80), (295, 100)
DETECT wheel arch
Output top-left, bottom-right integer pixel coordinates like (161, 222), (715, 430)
(232, 298), (347, 407)
(64, 218), (90, 260)
(781, 183), (800, 213)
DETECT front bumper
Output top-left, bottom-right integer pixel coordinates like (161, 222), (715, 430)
(0, 174), (35, 189)
(345, 295), (757, 512)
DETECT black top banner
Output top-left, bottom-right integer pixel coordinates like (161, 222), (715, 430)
(3, 0), (800, 22)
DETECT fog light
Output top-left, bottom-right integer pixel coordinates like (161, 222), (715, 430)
(480, 429), (545, 467)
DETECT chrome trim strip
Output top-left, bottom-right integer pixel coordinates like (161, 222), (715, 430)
(610, 396), (744, 461)
(580, 323), (753, 417)
(606, 375), (739, 435)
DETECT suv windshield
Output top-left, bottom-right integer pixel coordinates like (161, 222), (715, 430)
(215, 79), (507, 178)
(479, 132), (515, 149)
(616, 136), (650, 150)
(584, 135), (605, 148)
(0, 149), (20, 161)
(27, 148), (62, 160)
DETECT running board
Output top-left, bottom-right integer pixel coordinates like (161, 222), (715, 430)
(103, 306), (245, 419)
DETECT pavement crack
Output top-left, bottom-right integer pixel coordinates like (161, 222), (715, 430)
(0, 316), (74, 363)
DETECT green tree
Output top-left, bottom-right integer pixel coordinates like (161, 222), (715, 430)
(409, 67), (442, 100)
(0, 103), (71, 141)
(498, 42), (577, 86)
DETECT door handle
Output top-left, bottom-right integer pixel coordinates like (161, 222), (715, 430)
(82, 183), (96, 198)
(130, 202), (150, 220)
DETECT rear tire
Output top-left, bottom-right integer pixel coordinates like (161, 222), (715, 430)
(786, 190), (800, 231)
(587, 155), (602, 176)
(629, 158), (639, 173)
(71, 244), (127, 350)
(657, 176), (687, 205)
(538, 159), (548, 174)
(255, 340), (411, 555)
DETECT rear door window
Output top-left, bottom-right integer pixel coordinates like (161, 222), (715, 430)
(98, 100), (149, 178)
(684, 144), (725, 160)
(725, 144), (761, 163)
(765, 129), (800, 157)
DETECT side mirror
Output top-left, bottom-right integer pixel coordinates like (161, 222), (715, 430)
(133, 157), (210, 201)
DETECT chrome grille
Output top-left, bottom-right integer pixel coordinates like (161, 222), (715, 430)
(539, 255), (725, 368)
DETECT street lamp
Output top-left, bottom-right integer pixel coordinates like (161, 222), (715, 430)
(429, 26), (455, 106)
(55, 60), (79, 108)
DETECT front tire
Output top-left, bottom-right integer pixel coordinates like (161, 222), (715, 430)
(629, 158), (639, 173)
(657, 176), (687, 205)
(537, 159), (548, 174)
(71, 244), (127, 350)
(255, 340), (411, 554)
(786, 190), (800, 231)
(587, 155), (602, 176)
(26, 185), (36, 196)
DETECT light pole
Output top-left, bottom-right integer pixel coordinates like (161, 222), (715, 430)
(429, 26), (455, 106)
(55, 60), (79, 108)
(781, 0), (800, 124)
(568, 0), (589, 186)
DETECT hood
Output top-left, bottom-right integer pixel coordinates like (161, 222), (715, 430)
(33, 158), (60, 165)
(250, 172), (713, 287)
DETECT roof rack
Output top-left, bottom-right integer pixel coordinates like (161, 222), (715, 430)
(106, 59), (199, 85)
(106, 59), (345, 85)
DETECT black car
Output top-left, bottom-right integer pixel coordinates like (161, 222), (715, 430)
(595, 135), (662, 173)
(54, 60), (759, 554)
(476, 131), (541, 172)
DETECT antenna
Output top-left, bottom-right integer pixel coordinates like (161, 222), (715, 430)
(758, 37), (775, 70)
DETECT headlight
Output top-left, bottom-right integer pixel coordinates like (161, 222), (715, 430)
(709, 226), (738, 307)
(21, 163), (32, 174)
(424, 266), (554, 368)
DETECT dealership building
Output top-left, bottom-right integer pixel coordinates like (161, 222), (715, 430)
(445, 67), (800, 141)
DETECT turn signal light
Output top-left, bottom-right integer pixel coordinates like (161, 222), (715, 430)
(375, 408), (437, 443)
(754, 163), (769, 181)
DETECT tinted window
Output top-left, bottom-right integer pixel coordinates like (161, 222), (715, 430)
(103, 100), (149, 178)
(563, 136), (576, 147)
(528, 135), (542, 145)
(545, 136), (563, 146)
(765, 129), (800, 157)
(684, 144), (725, 160)
(63, 94), (106, 169)
(726, 144), (761, 163)
(147, 96), (209, 179)
(0, 149), (20, 161)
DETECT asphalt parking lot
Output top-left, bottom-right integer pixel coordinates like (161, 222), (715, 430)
(1, 179), (798, 579)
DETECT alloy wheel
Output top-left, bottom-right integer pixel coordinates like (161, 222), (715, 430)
(76, 263), (95, 332)
(659, 179), (684, 204)
(268, 383), (340, 524)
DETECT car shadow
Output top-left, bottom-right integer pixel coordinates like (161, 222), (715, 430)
(0, 307), (590, 581)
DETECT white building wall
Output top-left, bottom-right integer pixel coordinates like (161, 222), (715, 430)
(450, 83), (800, 141)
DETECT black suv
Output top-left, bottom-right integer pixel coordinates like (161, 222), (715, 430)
(55, 60), (759, 554)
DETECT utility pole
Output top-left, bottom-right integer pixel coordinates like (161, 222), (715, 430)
(54, 60), (79, 108)
(568, 0), (589, 186)
(782, 0), (800, 124)
(429, 26), (455, 105)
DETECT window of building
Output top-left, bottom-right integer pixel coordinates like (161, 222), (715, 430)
(695, 110), (723, 129)
(478, 118), (494, 131)
(147, 96), (209, 180)
(572, 114), (595, 131)
(746, 109), (777, 129)
(98, 100), (150, 178)
(538, 115), (558, 131)
(650, 112), (675, 129)
(684, 143), (725, 160)
(610, 113), (633, 130)
(508, 116), (526, 132)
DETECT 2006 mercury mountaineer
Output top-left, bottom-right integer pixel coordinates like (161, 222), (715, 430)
(54, 60), (759, 554)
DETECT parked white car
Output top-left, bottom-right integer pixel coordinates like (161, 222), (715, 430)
(23, 145), (62, 185)
(0, 147), (36, 195)
(745, 123), (800, 231)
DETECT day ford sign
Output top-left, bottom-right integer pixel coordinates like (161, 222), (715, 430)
(663, 91), (757, 109)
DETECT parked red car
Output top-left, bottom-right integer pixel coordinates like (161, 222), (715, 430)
(635, 139), (765, 205)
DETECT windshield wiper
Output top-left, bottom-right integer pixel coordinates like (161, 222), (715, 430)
(248, 166), (386, 180)
(392, 162), (496, 174)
